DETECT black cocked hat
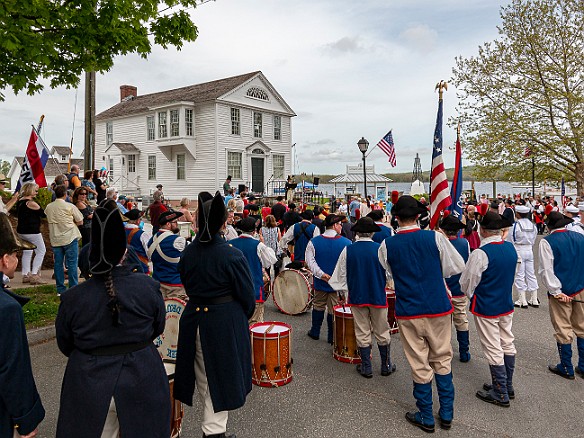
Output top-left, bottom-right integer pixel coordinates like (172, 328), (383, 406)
(545, 211), (573, 230)
(391, 195), (427, 217)
(350, 217), (381, 233)
(479, 211), (513, 230)
(439, 215), (466, 232)
(89, 205), (127, 275)
(197, 191), (227, 243)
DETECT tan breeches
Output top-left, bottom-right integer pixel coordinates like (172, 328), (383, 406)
(548, 291), (584, 344)
(312, 290), (339, 313)
(351, 306), (391, 348)
(474, 314), (516, 366)
(451, 296), (469, 331)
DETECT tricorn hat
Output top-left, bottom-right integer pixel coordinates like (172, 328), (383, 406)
(125, 209), (144, 221)
(366, 210), (384, 222)
(197, 191), (227, 243)
(235, 217), (258, 233)
(98, 198), (129, 222)
(301, 210), (314, 220)
(324, 214), (343, 228)
(546, 211), (573, 230)
(351, 217), (381, 233)
(478, 211), (513, 230)
(439, 215), (465, 232)
(89, 205), (127, 275)
(0, 213), (36, 256)
(391, 195), (427, 218)
(159, 209), (184, 226)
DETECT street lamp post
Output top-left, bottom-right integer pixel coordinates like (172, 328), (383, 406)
(357, 137), (369, 206)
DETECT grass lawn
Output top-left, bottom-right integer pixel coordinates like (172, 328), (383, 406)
(13, 285), (60, 330)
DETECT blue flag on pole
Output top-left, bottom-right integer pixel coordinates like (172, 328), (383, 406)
(449, 125), (463, 219)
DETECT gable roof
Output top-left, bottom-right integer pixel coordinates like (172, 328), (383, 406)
(96, 71), (261, 121)
(52, 146), (71, 155)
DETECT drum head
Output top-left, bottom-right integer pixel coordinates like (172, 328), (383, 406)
(272, 269), (311, 315)
(154, 298), (186, 360)
(250, 321), (292, 337)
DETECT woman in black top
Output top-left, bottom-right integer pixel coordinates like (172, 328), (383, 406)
(16, 182), (47, 284)
(92, 169), (107, 203)
(73, 187), (94, 247)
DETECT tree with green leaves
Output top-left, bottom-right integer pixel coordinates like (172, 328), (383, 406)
(0, 160), (10, 177)
(0, 0), (201, 101)
(452, 0), (584, 195)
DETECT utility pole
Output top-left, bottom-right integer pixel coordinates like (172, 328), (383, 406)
(84, 71), (96, 171)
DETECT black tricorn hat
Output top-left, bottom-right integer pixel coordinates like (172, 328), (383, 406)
(89, 205), (127, 275)
(235, 217), (258, 233)
(159, 209), (184, 225)
(391, 195), (427, 217)
(351, 217), (381, 233)
(366, 210), (384, 222)
(324, 214), (343, 228)
(98, 198), (129, 222)
(197, 191), (227, 243)
(125, 209), (144, 221)
(479, 211), (513, 230)
(301, 209), (314, 220)
(546, 211), (573, 230)
(0, 212), (36, 256)
(439, 215), (465, 232)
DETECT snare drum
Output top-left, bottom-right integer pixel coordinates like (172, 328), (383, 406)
(250, 322), (293, 387)
(386, 288), (399, 335)
(164, 361), (184, 438)
(272, 269), (313, 315)
(154, 298), (186, 360)
(333, 305), (361, 364)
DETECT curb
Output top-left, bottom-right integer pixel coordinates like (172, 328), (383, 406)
(27, 325), (56, 346)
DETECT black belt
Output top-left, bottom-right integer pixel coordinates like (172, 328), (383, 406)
(189, 295), (234, 305)
(82, 340), (152, 356)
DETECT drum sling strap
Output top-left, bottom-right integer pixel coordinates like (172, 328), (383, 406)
(293, 222), (312, 243)
(147, 231), (181, 264)
(127, 227), (149, 266)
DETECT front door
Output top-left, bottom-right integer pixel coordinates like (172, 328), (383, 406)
(251, 157), (264, 193)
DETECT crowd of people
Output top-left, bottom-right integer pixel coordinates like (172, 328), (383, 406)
(1, 175), (584, 436)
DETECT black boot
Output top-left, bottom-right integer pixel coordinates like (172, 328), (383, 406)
(326, 313), (334, 345)
(549, 343), (575, 379)
(378, 344), (396, 376)
(203, 433), (236, 438)
(356, 346), (373, 378)
(476, 365), (510, 407)
(307, 309), (325, 340)
(456, 330), (471, 362)
(483, 354), (515, 399)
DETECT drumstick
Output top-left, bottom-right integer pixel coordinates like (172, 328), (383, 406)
(266, 323), (276, 333)
(338, 293), (346, 312)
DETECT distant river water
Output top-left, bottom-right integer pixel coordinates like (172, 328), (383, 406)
(317, 181), (521, 198)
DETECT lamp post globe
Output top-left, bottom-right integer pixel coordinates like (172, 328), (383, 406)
(357, 137), (369, 205)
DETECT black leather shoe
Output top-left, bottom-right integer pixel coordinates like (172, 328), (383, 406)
(306, 331), (319, 340)
(576, 367), (584, 379)
(405, 412), (435, 433)
(482, 383), (515, 399)
(203, 433), (236, 438)
(476, 389), (510, 407)
(381, 363), (397, 376)
(356, 364), (373, 378)
(548, 365), (575, 380)
(439, 417), (452, 430)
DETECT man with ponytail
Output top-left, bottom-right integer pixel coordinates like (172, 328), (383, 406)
(55, 200), (170, 437)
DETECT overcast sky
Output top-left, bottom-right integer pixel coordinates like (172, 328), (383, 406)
(0, 0), (506, 176)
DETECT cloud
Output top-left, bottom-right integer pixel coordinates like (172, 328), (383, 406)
(323, 36), (368, 55)
(399, 24), (438, 53)
(305, 147), (351, 163)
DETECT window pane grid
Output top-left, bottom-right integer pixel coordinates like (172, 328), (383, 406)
(273, 154), (284, 179)
(128, 154), (136, 173)
(227, 151), (242, 179)
(106, 122), (113, 147)
(170, 109), (179, 137)
(148, 155), (156, 180)
(176, 154), (185, 180)
(253, 112), (262, 138)
(274, 115), (281, 140)
(147, 116), (155, 140)
(231, 108), (240, 135)
(185, 109), (193, 136)
(159, 112), (167, 138)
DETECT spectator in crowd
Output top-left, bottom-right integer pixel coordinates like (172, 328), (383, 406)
(73, 186), (94, 247)
(51, 175), (70, 201)
(80, 170), (98, 201)
(0, 173), (19, 214)
(154, 184), (165, 203)
(67, 165), (82, 189)
(92, 169), (107, 203)
(45, 184), (83, 295)
(116, 195), (129, 214)
(148, 190), (168, 234)
(223, 176), (232, 195)
(282, 203), (302, 230)
(224, 208), (239, 241)
(224, 188), (235, 206)
(179, 197), (196, 234)
(124, 209), (151, 274)
(0, 212), (46, 438)
(16, 182), (47, 284)
(261, 200), (272, 220)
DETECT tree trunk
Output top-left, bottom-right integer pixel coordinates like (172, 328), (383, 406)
(576, 161), (584, 197)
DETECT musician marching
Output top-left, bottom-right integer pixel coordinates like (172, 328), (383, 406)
(329, 217), (396, 379)
(279, 210), (320, 264)
(366, 210), (394, 243)
(124, 209), (151, 274)
(305, 214), (352, 344)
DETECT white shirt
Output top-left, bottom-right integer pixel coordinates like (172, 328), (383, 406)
(537, 230), (564, 296)
(565, 217), (584, 236)
(377, 225), (466, 282)
(305, 229), (338, 279)
(506, 218), (537, 246)
(279, 220), (320, 250)
(237, 234), (278, 268)
(224, 224), (239, 240)
(328, 237), (377, 297)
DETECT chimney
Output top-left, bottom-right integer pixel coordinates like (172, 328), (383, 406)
(120, 85), (137, 102)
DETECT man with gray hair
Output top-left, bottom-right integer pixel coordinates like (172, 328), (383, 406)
(461, 211), (517, 408)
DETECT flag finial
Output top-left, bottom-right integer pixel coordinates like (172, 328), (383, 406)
(435, 81), (448, 100)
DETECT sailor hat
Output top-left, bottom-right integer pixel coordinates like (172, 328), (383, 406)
(515, 205), (530, 214)
(565, 204), (579, 214)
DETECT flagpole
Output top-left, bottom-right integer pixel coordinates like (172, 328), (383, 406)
(365, 128), (392, 158)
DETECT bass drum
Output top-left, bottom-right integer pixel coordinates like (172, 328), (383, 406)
(154, 298), (186, 361)
(272, 269), (313, 315)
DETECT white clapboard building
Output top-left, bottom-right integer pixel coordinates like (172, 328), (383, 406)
(95, 71), (296, 199)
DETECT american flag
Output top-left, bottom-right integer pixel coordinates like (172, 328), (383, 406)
(524, 146), (532, 158)
(429, 98), (452, 229)
(376, 130), (397, 167)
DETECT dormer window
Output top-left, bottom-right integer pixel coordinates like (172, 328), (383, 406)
(60, 154), (68, 161)
(246, 87), (269, 101)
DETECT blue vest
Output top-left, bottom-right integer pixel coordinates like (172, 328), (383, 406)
(148, 232), (182, 285)
(544, 230), (584, 296)
(229, 236), (264, 302)
(470, 241), (517, 317)
(446, 237), (469, 297)
(293, 222), (316, 262)
(125, 227), (149, 274)
(311, 235), (352, 292)
(372, 223), (393, 243)
(346, 241), (387, 307)
(385, 230), (453, 319)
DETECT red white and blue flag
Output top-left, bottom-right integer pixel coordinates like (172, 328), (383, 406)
(16, 127), (50, 190)
(376, 130), (397, 167)
(448, 124), (463, 219)
(429, 98), (452, 229)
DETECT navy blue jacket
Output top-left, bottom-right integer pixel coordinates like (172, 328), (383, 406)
(0, 285), (45, 438)
(175, 234), (255, 411)
(55, 267), (170, 437)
